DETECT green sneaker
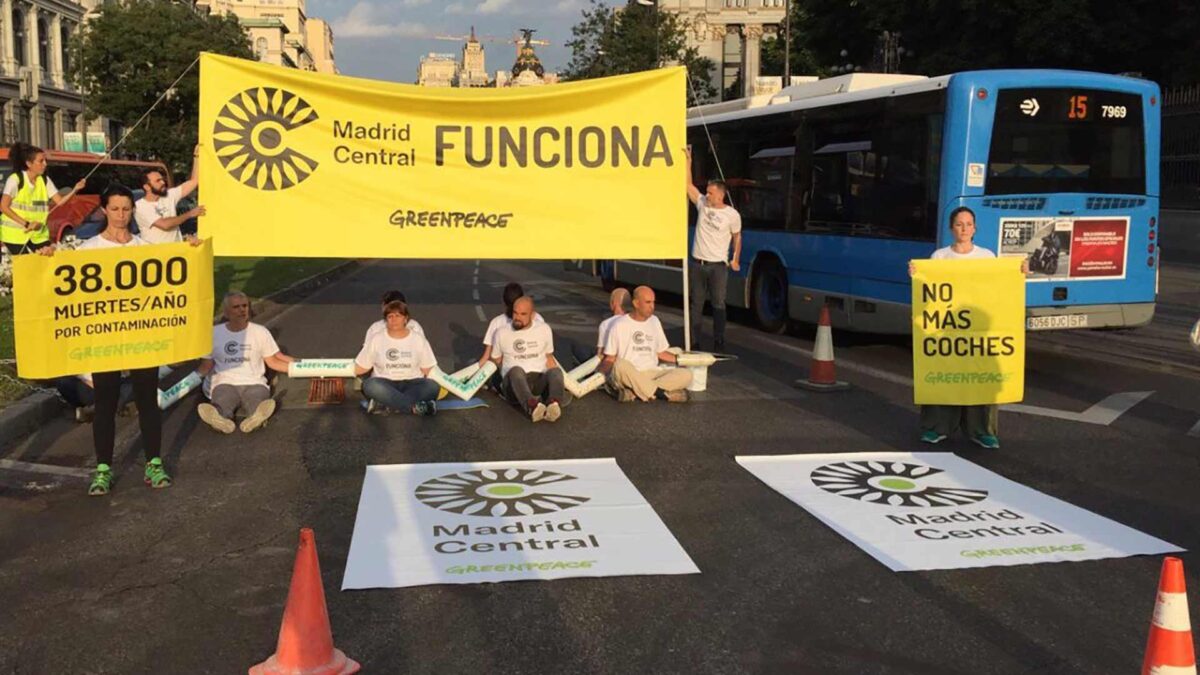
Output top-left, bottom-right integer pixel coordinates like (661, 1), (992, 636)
(920, 431), (948, 444)
(88, 464), (113, 497)
(972, 434), (1001, 449)
(144, 458), (172, 489)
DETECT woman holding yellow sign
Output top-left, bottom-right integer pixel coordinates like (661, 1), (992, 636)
(909, 207), (1028, 449)
(0, 142), (85, 254)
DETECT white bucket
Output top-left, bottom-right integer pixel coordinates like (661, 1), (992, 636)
(686, 364), (708, 392)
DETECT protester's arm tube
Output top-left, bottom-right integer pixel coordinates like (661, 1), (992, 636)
(563, 371), (605, 399)
(286, 359), (357, 378)
(264, 352), (295, 373)
(157, 371), (202, 410)
(657, 350), (679, 365)
(567, 356), (601, 381)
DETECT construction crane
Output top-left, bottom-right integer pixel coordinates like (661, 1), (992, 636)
(431, 26), (550, 58)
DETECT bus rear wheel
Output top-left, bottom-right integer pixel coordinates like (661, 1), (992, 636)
(751, 258), (788, 333)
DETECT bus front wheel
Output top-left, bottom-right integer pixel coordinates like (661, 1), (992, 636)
(751, 258), (788, 333)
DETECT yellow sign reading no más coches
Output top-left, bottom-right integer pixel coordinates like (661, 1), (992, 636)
(13, 240), (214, 379)
(198, 53), (687, 260)
(911, 258), (1026, 405)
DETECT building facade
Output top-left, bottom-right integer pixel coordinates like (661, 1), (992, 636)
(417, 53), (456, 87)
(0, 0), (91, 149)
(197, 0), (336, 73)
(657, 0), (786, 99)
(458, 29), (487, 88)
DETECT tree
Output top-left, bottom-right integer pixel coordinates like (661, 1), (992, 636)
(71, 0), (253, 176)
(563, 0), (717, 105)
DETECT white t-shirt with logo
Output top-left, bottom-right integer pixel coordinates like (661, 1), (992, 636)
(365, 318), (425, 345)
(597, 314), (625, 349)
(205, 322), (280, 389)
(483, 312), (545, 347)
(604, 315), (669, 371)
(77, 233), (148, 249)
(355, 330), (437, 381)
(931, 245), (995, 260)
(691, 194), (742, 263)
(494, 322), (554, 377)
(2, 172), (57, 198)
(134, 186), (185, 244)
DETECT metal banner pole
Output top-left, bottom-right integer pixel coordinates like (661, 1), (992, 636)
(682, 258), (691, 352)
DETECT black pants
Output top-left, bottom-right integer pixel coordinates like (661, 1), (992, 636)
(55, 376), (132, 409)
(93, 368), (160, 466)
(690, 260), (729, 345)
(3, 240), (50, 255)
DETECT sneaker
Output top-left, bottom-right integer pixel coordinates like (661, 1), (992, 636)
(412, 400), (438, 417)
(144, 458), (172, 489)
(664, 389), (690, 403)
(363, 399), (380, 415)
(617, 388), (636, 403)
(972, 434), (1001, 449)
(88, 464), (112, 496)
(544, 400), (562, 423)
(197, 403), (235, 434)
(920, 431), (948, 444)
(530, 401), (547, 423)
(75, 405), (95, 423)
(239, 399), (277, 433)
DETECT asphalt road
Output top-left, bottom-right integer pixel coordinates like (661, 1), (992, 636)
(0, 259), (1197, 674)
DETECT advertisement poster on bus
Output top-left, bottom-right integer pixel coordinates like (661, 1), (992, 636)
(999, 217), (1128, 281)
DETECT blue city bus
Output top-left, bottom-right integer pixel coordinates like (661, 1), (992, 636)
(601, 70), (1160, 333)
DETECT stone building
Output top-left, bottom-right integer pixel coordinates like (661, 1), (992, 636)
(417, 53), (456, 87)
(0, 0), (90, 148)
(657, 0), (786, 99)
(197, 0), (336, 73)
(457, 27), (488, 88)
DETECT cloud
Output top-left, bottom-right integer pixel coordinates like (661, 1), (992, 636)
(332, 2), (429, 38)
(476, 0), (515, 14)
(552, 0), (584, 13)
(444, 2), (468, 14)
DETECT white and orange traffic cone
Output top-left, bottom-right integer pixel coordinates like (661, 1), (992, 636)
(1144, 556), (1196, 675)
(795, 305), (849, 392)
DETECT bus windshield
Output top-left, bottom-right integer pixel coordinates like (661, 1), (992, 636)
(987, 87), (1144, 195)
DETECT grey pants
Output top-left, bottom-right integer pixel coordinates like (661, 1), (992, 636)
(211, 384), (271, 420)
(690, 261), (729, 345)
(504, 367), (566, 413)
(919, 405), (998, 438)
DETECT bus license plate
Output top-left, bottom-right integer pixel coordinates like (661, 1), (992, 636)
(1027, 314), (1089, 330)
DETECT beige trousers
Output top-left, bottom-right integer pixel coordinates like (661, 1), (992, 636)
(609, 358), (692, 401)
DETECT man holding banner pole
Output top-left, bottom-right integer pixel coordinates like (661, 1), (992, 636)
(685, 145), (742, 353)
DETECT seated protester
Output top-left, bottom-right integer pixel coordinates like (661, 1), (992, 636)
(55, 374), (132, 423)
(493, 296), (564, 423)
(477, 282), (545, 368)
(596, 288), (630, 356)
(355, 300), (439, 416)
(196, 291), (296, 434)
(364, 289), (425, 344)
(600, 286), (691, 403)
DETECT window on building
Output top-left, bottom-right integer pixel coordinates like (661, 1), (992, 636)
(41, 108), (57, 148)
(16, 105), (31, 143)
(61, 24), (72, 78)
(722, 30), (742, 101)
(13, 9), (26, 67)
(38, 18), (50, 80)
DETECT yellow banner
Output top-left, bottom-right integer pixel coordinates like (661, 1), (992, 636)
(13, 240), (214, 379)
(912, 258), (1025, 405)
(198, 54), (686, 259)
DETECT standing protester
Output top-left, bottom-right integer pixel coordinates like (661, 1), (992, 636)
(909, 206), (1027, 449)
(493, 296), (564, 422)
(600, 286), (692, 402)
(134, 145), (204, 244)
(596, 288), (630, 356)
(0, 142), (85, 254)
(71, 186), (167, 495)
(196, 291), (296, 434)
(355, 300), (440, 415)
(685, 145), (742, 351)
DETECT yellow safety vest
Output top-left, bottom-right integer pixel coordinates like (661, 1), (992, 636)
(1, 172), (50, 246)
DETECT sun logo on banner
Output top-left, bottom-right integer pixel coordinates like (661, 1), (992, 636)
(810, 461), (989, 507)
(415, 468), (590, 517)
(212, 87), (319, 191)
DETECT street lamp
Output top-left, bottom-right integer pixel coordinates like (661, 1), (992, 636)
(635, 0), (659, 67)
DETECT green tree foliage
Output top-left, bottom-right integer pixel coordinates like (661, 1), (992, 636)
(563, 0), (717, 105)
(791, 0), (1200, 86)
(71, 0), (252, 176)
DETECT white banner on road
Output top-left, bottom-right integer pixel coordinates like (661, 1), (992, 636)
(343, 459), (699, 589)
(737, 452), (1183, 571)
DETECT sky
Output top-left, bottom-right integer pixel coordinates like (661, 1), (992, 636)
(308, 0), (591, 83)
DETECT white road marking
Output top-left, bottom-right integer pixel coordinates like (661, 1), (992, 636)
(472, 289), (480, 301)
(1188, 419), (1200, 437)
(475, 306), (487, 322)
(1002, 391), (1155, 426)
(0, 459), (90, 479)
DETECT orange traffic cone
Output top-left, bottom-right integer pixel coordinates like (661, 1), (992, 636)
(795, 305), (849, 391)
(1143, 557), (1196, 675)
(250, 529), (360, 675)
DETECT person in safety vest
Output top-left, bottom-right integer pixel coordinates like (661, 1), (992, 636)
(0, 142), (85, 254)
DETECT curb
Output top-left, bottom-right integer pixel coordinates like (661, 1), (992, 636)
(0, 259), (362, 452)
